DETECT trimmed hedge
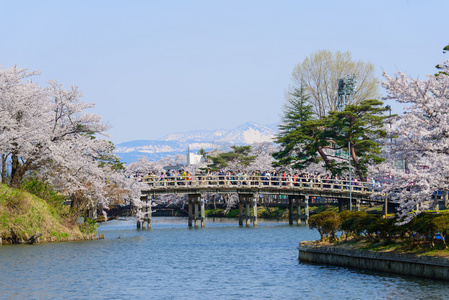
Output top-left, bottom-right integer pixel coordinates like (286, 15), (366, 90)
(309, 211), (449, 248)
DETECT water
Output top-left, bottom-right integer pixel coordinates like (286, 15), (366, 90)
(1, 217), (448, 299)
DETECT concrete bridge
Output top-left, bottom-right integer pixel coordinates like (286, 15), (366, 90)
(139, 175), (382, 229)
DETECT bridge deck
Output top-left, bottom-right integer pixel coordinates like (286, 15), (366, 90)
(141, 175), (382, 201)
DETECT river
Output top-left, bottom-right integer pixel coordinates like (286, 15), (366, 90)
(1, 217), (448, 299)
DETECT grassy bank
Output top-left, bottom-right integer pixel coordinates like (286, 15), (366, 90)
(316, 237), (449, 258)
(309, 210), (449, 258)
(0, 183), (95, 244)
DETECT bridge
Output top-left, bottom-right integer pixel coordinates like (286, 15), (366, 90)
(139, 175), (382, 229)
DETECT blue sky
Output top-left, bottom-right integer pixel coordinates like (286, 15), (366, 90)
(0, 0), (448, 143)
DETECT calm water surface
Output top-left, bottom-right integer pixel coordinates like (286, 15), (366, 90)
(1, 217), (448, 299)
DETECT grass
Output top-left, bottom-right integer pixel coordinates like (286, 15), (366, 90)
(323, 236), (449, 258)
(0, 183), (89, 243)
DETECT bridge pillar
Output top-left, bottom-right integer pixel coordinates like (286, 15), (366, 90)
(200, 196), (205, 227)
(194, 197), (199, 227)
(142, 203), (148, 229)
(356, 199), (360, 212)
(146, 196), (153, 229)
(304, 196), (309, 225)
(252, 195), (258, 226)
(188, 194), (193, 227)
(296, 197), (301, 225)
(288, 196), (293, 225)
(299, 196), (309, 225)
(246, 199), (251, 226)
(188, 194), (204, 227)
(288, 196), (301, 225)
(239, 195), (244, 226)
(239, 194), (257, 226)
(141, 195), (152, 229)
(138, 195), (152, 229)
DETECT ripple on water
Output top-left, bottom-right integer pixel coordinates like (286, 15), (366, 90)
(0, 217), (447, 299)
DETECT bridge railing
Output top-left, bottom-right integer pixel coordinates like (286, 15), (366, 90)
(143, 175), (380, 193)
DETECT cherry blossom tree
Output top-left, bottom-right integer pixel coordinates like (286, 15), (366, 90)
(373, 59), (449, 222)
(0, 65), (130, 217)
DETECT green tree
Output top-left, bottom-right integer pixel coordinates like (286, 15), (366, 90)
(274, 99), (390, 180)
(273, 87), (329, 171)
(309, 211), (341, 242)
(326, 99), (390, 181)
(207, 145), (256, 171)
(273, 117), (338, 173)
(278, 87), (314, 134)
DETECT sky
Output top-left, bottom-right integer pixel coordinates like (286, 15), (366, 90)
(0, 0), (448, 144)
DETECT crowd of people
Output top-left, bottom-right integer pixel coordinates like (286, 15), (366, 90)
(136, 169), (379, 190)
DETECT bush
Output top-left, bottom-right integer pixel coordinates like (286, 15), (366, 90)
(78, 218), (99, 234)
(309, 211), (341, 242)
(339, 211), (368, 239)
(21, 178), (67, 211)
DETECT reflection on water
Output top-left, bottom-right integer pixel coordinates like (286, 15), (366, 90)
(0, 217), (447, 299)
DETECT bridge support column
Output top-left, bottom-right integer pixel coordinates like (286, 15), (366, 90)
(194, 197), (199, 227)
(252, 195), (258, 226)
(239, 196), (244, 226)
(188, 194), (204, 227)
(300, 196), (309, 225)
(200, 196), (205, 227)
(188, 194), (193, 227)
(297, 197), (301, 225)
(142, 205), (148, 229)
(142, 195), (152, 229)
(288, 196), (293, 225)
(239, 194), (257, 227)
(246, 200), (251, 226)
(148, 196), (153, 229)
(288, 196), (300, 225)
(356, 199), (360, 212)
(138, 195), (152, 229)
(338, 198), (343, 213)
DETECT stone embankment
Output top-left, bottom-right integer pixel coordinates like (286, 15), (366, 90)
(298, 241), (449, 281)
(0, 234), (105, 245)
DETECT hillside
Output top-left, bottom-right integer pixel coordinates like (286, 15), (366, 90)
(115, 122), (277, 163)
(0, 184), (92, 244)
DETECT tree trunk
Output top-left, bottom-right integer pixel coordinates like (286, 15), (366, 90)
(1, 154), (7, 184)
(317, 146), (337, 176)
(9, 153), (33, 189)
(10, 153), (23, 189)
(349, 144), (365, 181)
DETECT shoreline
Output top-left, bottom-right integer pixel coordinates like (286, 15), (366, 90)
(0, 234), (105, 245)
(298, 240), (449, 281)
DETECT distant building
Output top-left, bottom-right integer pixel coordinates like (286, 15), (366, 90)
(187, 147), (203, 165)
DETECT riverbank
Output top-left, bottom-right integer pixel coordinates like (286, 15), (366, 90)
(0, 183), (97, 244)
(298, 240), (449, 281)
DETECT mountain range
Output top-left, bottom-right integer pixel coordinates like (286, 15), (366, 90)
(114, 122), (278, 163)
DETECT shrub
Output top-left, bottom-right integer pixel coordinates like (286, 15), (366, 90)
(339, 210), (367, 239)
(21, 178), (67, 212)
(309, 211), (341, 242)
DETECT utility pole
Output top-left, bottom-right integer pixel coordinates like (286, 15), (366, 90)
(349, 141), (352, 211)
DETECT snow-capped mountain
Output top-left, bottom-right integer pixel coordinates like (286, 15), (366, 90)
(115, 122), (277, 163)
